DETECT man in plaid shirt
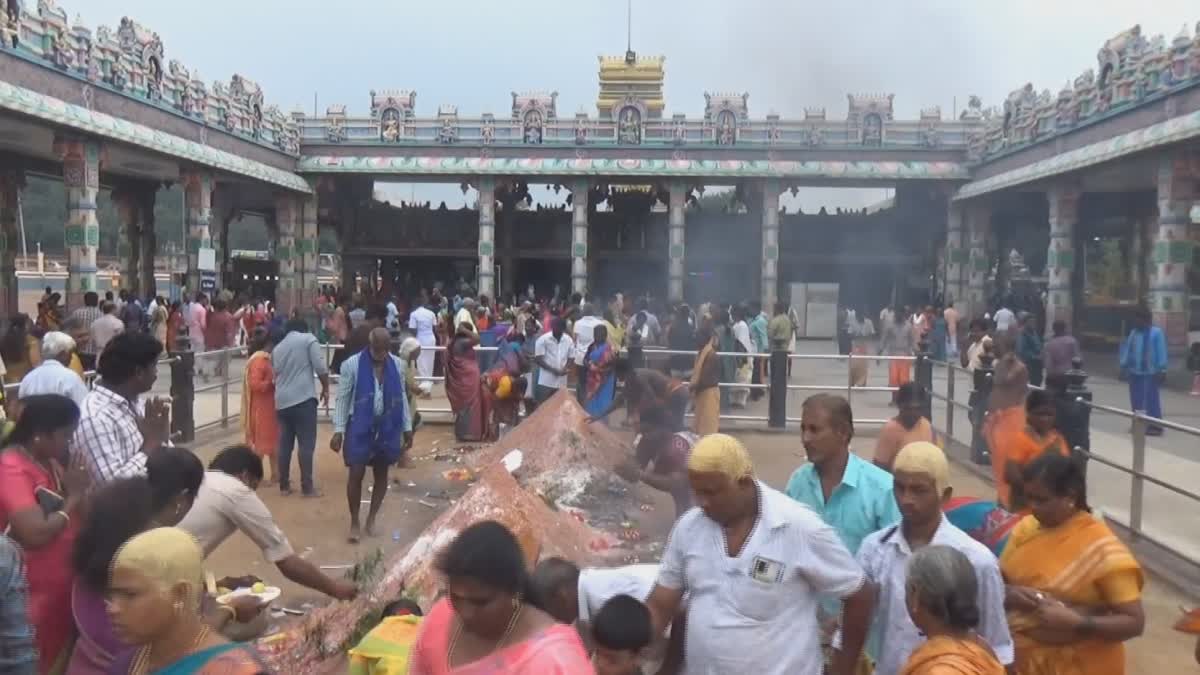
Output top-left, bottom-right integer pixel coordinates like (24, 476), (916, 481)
(73, 332), (171, 484)
(68, 291), (104, 371)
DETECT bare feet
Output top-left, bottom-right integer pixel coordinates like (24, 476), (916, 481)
(348, 524), (362, 544)
(364, 521), (379, 538)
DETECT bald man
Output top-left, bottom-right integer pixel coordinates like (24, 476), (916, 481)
(331, 327), (412, 543)
(850, 442), (1012, 675)
(643, 433), (874, 675)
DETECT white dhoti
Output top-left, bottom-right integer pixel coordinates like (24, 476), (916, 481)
(190, 334), (207, 376)
(416, 335), (435, 395)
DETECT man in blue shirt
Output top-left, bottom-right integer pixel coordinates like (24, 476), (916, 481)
(749, 302), (770, 402)
(785, 393), (901, 634)
(1119, 306), (1168, 436)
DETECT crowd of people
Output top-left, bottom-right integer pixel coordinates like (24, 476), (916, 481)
(0, 277), (1186, 675)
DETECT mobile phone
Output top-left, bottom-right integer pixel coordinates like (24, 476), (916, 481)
(35, 486), (65, 515)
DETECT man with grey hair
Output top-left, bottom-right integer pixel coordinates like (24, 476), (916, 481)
(19, 331), (88, 405)
(840, 441), (1011, 675)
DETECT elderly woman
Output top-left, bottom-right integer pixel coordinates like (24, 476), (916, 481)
(106, 527), (269, 675)
(899, 545), (1005, 674)
(444, 322), (490, 442)
(408, 520), (591, 674)
(1000, 453), (1144, 675)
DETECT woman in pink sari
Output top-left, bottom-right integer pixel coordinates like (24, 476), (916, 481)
(445, 322), (492, 442)
(409, 521), (593, 675)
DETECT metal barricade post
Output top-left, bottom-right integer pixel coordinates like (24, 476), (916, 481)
(969, 350), (994, 465)
(944, 361), (956, 440)
(1130, 412), (1146, 540)
(220, 347), (231, 427)
(768, 349), (787, 429)
(171, 347), (195, 442)
(914, 334), (933, 423)
(1058, 357), (1092, 481)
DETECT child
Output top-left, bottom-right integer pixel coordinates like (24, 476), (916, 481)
(591, 594), (652, 675)
(1189, 342), (1200, 396)
(347, 598), (424, 675)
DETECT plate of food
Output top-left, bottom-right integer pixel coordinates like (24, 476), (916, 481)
(215, 582), (281, 606)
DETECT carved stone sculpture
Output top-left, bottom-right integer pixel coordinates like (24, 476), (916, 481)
(618, 106), (641, 145)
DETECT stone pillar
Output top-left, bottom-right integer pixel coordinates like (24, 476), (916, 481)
(56, 136), (102, 310)
(964, 203), (990, 319)
(275, 193), (299, 317)
(667, 181), (686, 303)
(477, 177), (496, 298)
(761, 179), (781, 311)
(1150, 156), (1197, 347)
(944, 203), (966, 305)
(111, 181), (157, 298)
(298, 190), (320, 311)
(182, 171), (214, 297)
(138, 188), (157, 298)
(570, 178), (589, 295)
(1045, 185), (1080, 336)
(0, 170), (23, 317)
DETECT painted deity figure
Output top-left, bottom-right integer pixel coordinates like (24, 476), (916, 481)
(574, 118), (589, 145)
(618, 107), (641, 144)
(716, 111), (736, 145)
(327, 117), (346, 143)
(862, 113), (883, 146)
(382, 117), (400, 142)
(523, 110), (543, 144)
(438, 118), (456, 144)
(481, 120), (495, 145)
(672, 119), (687, 145)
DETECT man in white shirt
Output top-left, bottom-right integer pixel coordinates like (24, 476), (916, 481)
(179, 445), (357, 601)
(993, 305), (1016, 334)
(19, 331), (89, 406)
(534, 318), (573, 404)
(407, 300), (438, 396)
(533, 558), (660, 628)
(730, 305), (755, 408)
(572, 305), (601, 402)
(644, 434), (873, 675)
(453, 297), (477, 332)
(849, 442), (1013, 675)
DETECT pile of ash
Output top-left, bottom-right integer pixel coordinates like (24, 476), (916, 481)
(258, 465), (608, 672)
(470, 390), (635, 507)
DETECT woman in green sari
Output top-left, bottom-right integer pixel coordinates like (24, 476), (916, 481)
(106, 527), (270, 675)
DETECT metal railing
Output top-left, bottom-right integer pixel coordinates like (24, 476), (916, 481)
(923, 355), (1200, 570)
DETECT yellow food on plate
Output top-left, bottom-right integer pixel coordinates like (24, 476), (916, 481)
(251, 582), (266, 594)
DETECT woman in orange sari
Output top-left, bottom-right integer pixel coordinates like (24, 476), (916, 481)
(241, 328), (280, 484)
(983, 335), (1029, 505)
(900, 545), (1005, 675)
(997, 389), (1069, 513)
(1000, 453), (1144, 675)
(409, 521), (592, 675)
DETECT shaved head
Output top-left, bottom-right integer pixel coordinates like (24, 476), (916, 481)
(368, 327), (391, 361)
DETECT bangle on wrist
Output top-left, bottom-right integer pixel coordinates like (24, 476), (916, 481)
(219, 604), (237, 622)
(55, 510), (70, 524)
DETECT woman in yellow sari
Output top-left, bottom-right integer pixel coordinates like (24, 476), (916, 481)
(1000, 453), (1144, 675)
(690, 325), (721, 436)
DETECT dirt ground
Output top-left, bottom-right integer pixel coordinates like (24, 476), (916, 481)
(194, 421), (1195, 671)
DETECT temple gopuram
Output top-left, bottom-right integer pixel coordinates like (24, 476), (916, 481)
(0, 2), (1198, 343)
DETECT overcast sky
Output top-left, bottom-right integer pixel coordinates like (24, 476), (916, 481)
(77, 0), (1200, 208)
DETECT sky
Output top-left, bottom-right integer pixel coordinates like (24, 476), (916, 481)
(77, 0), (1199, 209)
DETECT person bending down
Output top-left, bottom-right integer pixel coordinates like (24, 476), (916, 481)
(178, 445), (358, 601)
(592, 595), (654, 675)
